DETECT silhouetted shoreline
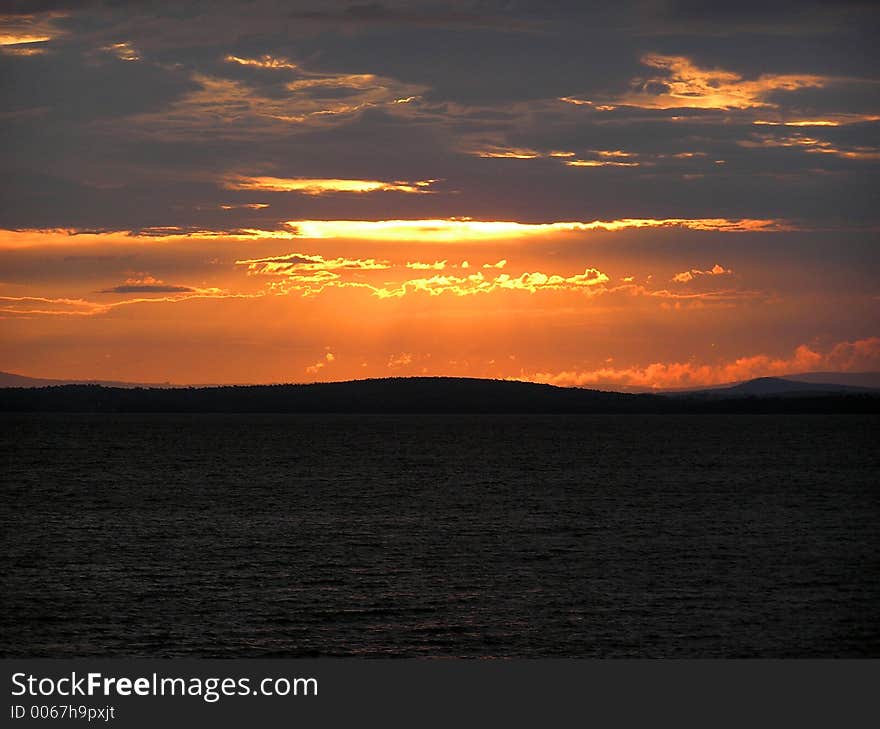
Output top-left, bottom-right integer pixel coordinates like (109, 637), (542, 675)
(1, 377), (877, 414)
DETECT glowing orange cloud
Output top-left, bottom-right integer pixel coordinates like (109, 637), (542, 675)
(470, 147), (644, 165)
(470, 145), (723, 170)
(222, 175), (437, 195)
(233, 251), (610, 298)
(124, 66), (426, 139)
(752, 115), (880, 127)
(558, 97), (617, 111)
(287, 73), (384, 92)
(0, 289), (251, 318)
(619, 54), (828, 110)
(470, 146), (541, 159)
(566, 159), (639, 168)
(0, 44), (46, 55)
(237, 252), (390, 275)
(0, 32), (51, 45)
(739, 133), (880, 160)
(0, 295), (105, 317)
(369, 268), (610, 299)
(0, 12), (67, 55)
(281, 217), (794, 241)
(754, 120), (839, 127)
(0, 228), (304, 250)
(306, 350), (336, 374)
(672, 264), (732, 283)
(224, 54), (299, 70)
(531, 337), (880, 389)
(561, 55), (832, 112)
(100, 42), (140, 62)
(0, 218), (797, 252)
(445, 271), (598, 297)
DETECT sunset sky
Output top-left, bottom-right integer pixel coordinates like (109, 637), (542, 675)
(1, 0), (878, 388)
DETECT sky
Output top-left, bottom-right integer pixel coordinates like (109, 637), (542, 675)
(1, 0), (878, 388)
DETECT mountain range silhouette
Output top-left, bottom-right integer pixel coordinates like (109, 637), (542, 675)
(0, 375), (877, 413)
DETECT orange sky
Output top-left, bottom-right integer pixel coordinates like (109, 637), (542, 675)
(1, 223), (877, 388)
(1, 3), (878, 387)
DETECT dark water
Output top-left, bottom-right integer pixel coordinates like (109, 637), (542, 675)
(1, 414), (877, 657)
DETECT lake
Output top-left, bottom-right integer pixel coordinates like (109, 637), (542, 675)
(1, 413), (877, 657)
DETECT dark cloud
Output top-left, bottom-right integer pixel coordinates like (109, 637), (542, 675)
(0, 0), (877, 234)
(0, 47), (199, 122)
(0, 0), (97, 15)
(284, 1), (536, 29)
(661, 0), (880, 28)
(97, 283), (196, 293)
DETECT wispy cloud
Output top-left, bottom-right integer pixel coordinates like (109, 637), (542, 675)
(222, 175), (438, 195)
(752, 115), (880, 127)
(0, 218), (807, 254)
(565, 159), (640, 168)
(280, 217), (795, 241)
(616, 54), (828, 110)
(0, 295), (105, 317)
(236, 252), (390, 275)
(739, 132), (880, 161)
(306, 349), (335, 375)
(368, 268), (610, 298)
(99, 42), (140, 62)
(234, 251), (611, 298)
(99, 283), (195, 294)
(468, 146), (541, 159)
(0, 43), (46, 56)
(0, 12), (66, 48)
(672, 263), (733, 283)
(531, 337), (880, 389)
(96, 275), (202, 294)
(224, 54), (299, 71)
(0, 289), (251, 318)
(124, 62), (426, 139)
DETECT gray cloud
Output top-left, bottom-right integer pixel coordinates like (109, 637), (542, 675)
(0, 0), (877, 235)
(97, 283), (196, 294)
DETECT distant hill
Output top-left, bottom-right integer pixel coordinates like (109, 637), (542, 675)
(588, 372), (880, 395)
(0, 377), (877, 414)
(0, 377), (646, 414)
(5, 369), (878, 394)
(677, 376), (879, 398)
(0, 371), (224, 389)
(0, 371), (176, 389)
(786, 371), (880, 389)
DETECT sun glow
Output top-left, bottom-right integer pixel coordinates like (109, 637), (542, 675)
(281, 218), (793, 241)
(223, 176), (437, 195)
